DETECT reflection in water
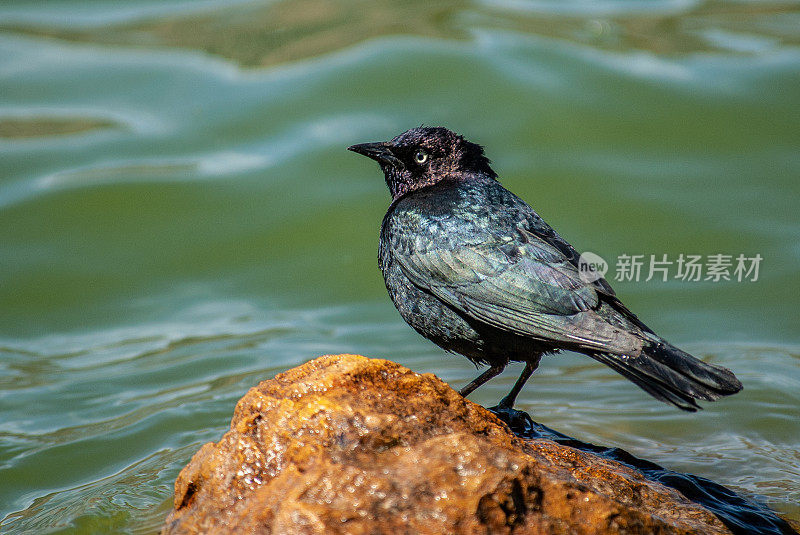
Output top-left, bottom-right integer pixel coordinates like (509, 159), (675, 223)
(2, 0), (799, 67)
(0, 117), (118, 138)
(36, 152), (271, 189)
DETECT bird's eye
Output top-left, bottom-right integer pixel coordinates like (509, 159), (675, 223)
(414, 150), (429, 164)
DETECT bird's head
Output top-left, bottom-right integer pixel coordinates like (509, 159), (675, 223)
(348, 126), (497, 200)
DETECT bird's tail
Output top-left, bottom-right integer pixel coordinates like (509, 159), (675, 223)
(589, 341), (743, 411)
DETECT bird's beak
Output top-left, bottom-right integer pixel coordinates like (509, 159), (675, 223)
(347, 142), (403, 168)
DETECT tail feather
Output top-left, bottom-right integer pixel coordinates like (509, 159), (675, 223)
(645, 341), (743, 394)
(589, 341), (743, 411)
(590, 353), (702, 411)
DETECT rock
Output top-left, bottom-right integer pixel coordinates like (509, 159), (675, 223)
(163, 354), (731, 534)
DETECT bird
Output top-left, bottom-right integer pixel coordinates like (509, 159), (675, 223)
(348, 126), (743, 411)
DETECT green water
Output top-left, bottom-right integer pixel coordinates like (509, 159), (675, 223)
(1, 0), (798, 532)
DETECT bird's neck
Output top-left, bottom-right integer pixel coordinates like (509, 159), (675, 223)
(388, 171), (497, 202)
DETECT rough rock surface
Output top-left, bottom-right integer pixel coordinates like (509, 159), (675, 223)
(163, 354), (731, 534)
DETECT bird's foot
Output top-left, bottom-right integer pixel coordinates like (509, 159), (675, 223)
(488, 404), (537, 437)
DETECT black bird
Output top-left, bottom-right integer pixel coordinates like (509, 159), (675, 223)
(348, 126), (742, 411)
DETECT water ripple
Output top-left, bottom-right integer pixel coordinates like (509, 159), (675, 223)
(1, 0), (798, 531)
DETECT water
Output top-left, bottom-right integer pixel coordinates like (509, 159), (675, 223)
(1, 0), (798, 532)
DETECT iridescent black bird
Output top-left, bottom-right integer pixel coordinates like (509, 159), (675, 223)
(348, 126), (742, 411)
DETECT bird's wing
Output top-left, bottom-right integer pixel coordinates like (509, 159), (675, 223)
(521, 213), (617, 297)
(387, 213), (639, 352)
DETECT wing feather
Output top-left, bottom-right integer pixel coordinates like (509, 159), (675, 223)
(390, 218), (641, 355)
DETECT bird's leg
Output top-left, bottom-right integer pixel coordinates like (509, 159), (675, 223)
(459, 363), (505, 398)
(496, 360), (539, 409)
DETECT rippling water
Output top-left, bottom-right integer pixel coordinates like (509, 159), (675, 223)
(1, 0), (799, 532)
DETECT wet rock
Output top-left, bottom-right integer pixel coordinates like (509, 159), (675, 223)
(163, 354), (731, 534)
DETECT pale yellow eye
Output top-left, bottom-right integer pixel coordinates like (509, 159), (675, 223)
(414, 150), (428, 164)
